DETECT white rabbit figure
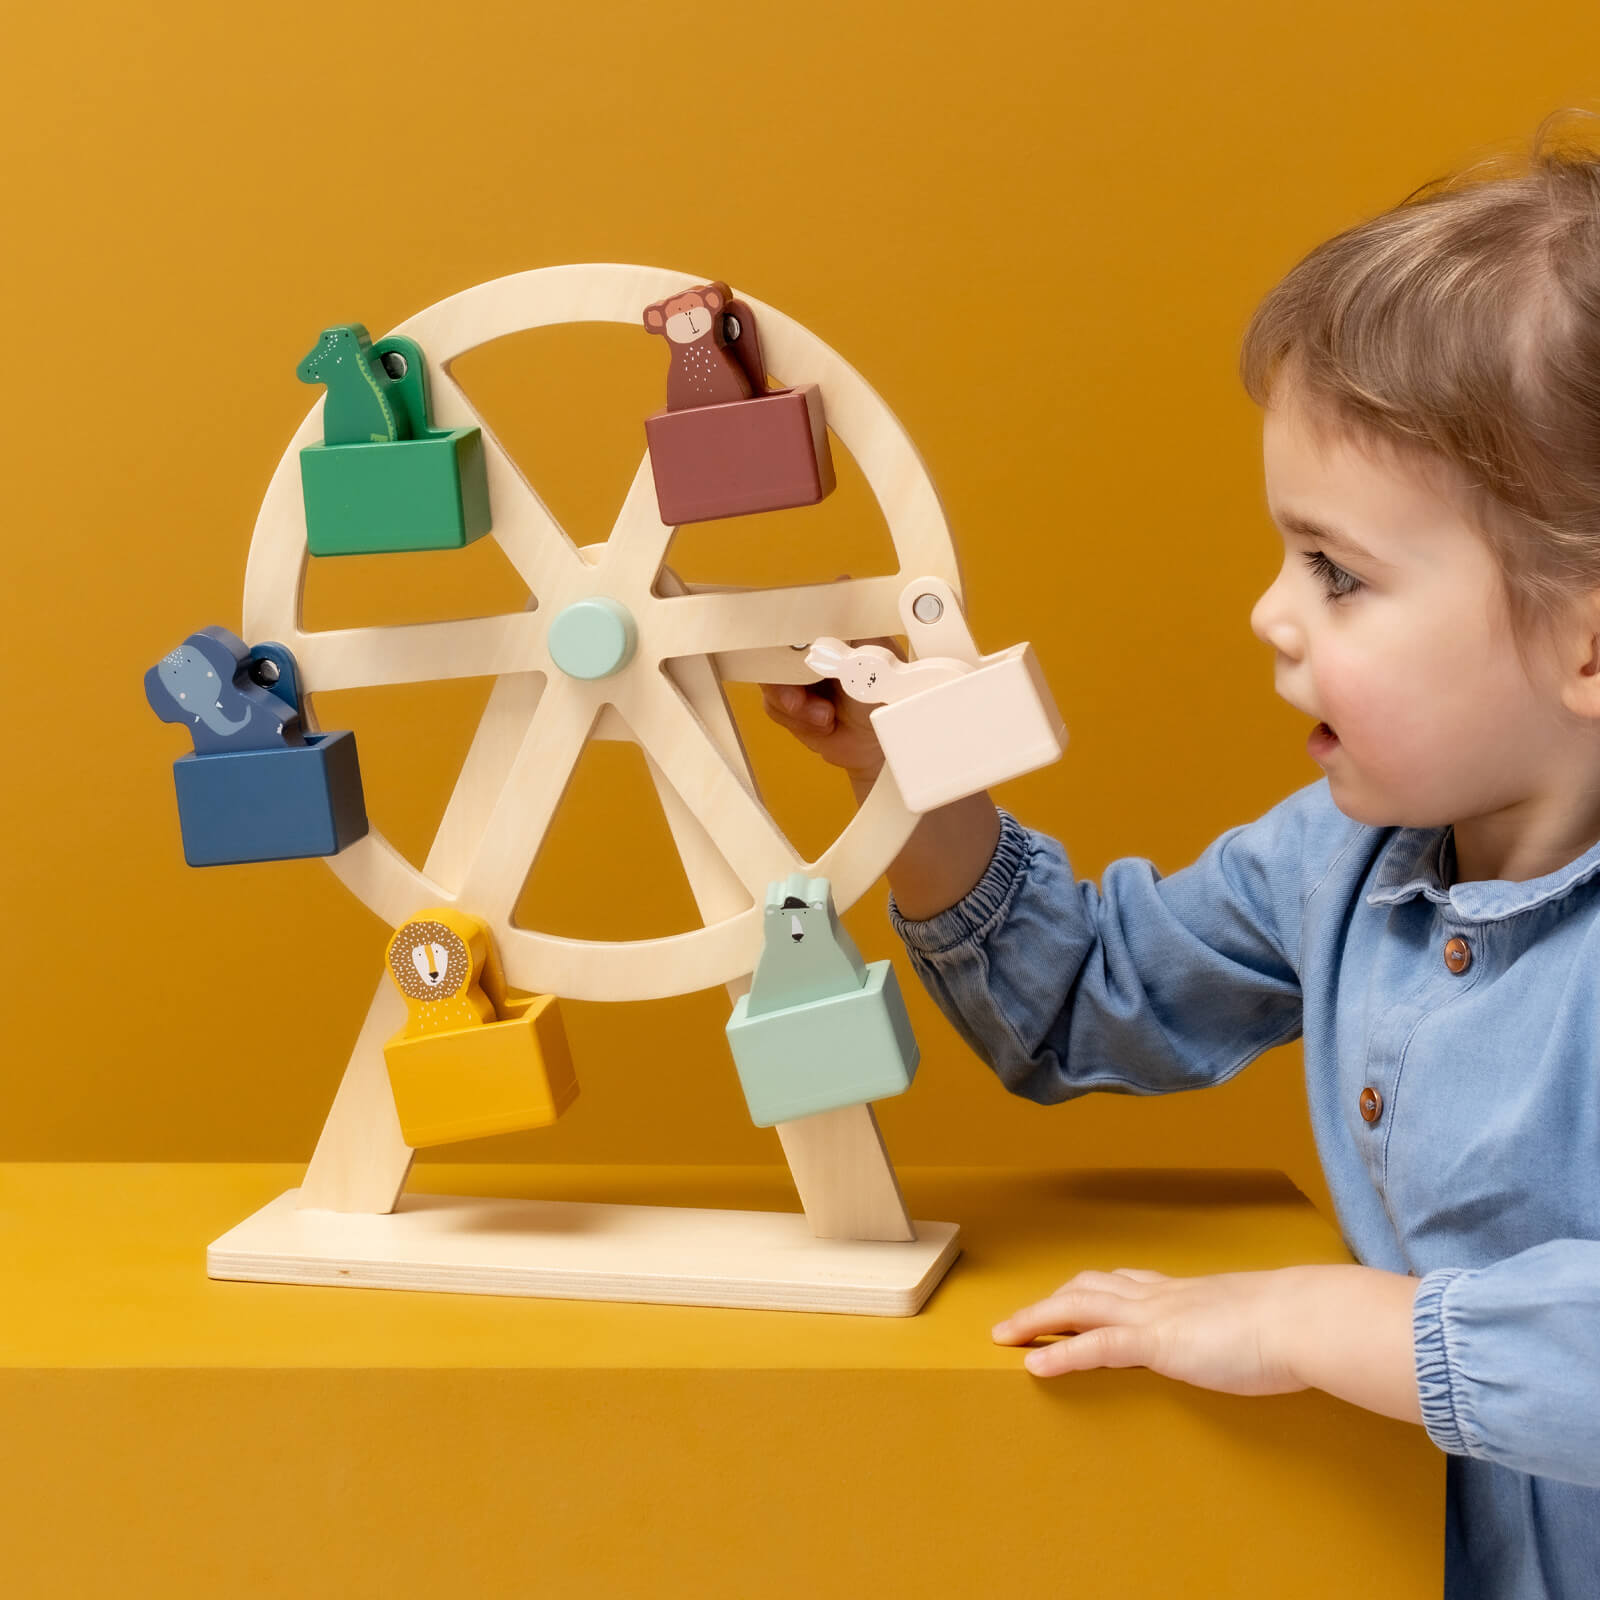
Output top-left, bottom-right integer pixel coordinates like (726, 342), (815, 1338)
(803, 637), (972, 705)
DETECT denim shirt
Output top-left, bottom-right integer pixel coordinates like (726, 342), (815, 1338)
(888, 780), (1600, 1600)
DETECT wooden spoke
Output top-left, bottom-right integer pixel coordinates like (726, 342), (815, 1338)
(600, 450), (677, 587)
(648, 574), (908, 662)
(451, 679), (602, 919)
(422, 671), (546, 894)
(665, 582), (871, 686)
(712, 645), (827, 685)
(295, 613), (545, 693)
(427, 365), (583, 602)
(619, 668), (802, 894)
(655, 565), (760, 793)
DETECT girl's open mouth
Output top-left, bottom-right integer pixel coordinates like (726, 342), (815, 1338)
(1309, 720), (1340, 756)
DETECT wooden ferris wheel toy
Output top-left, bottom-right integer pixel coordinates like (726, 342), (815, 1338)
(176, 264), (1065, 1316)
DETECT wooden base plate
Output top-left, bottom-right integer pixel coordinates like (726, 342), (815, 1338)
(208, 1188), (962, 1317)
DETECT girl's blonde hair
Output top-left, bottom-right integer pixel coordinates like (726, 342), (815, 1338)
(1240, 110), (1600, 656)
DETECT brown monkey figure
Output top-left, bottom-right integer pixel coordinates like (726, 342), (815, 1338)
(643, 281), (755, 411)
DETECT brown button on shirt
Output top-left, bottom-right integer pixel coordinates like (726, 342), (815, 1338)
(1359, 1086), (1383, 1124)
(1445, 936), (1472, 974)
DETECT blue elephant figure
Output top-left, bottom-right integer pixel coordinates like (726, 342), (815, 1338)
(145, 625), (304, 755)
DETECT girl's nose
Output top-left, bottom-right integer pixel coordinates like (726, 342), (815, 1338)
(1249, 567), (1302, 659)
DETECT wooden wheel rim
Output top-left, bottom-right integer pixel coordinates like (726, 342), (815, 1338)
(243, 263), (961, 1002)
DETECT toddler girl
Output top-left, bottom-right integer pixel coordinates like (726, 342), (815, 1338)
(763, 116), (1600, 1599)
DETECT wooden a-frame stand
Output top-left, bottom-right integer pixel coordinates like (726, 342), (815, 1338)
(207, 266), (963, 1315)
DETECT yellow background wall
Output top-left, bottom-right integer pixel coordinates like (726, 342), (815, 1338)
(6, 0), (1595, 1217)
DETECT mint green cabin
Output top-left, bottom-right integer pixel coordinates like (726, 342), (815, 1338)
(725, 875), (919, 1128)
(297, 329), (492, 556)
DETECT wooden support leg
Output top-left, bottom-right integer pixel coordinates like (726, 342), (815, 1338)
(297, 671), (546, 1214)
(297, 977), (414, 1213)
(649, 613), (914, 1244)
(773, 1105), (915, 1242)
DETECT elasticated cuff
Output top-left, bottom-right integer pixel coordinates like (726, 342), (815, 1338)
(888, 808), (1032, 956)
(1413, 1266), (1471, 1457)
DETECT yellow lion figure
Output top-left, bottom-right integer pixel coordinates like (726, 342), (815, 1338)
(384, 907), (507, 1038)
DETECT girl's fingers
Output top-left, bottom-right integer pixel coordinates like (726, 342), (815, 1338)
(774, 702), (835, 733)
(763, 684), (805, 715)
(992, 1267), (1170, 1341)
(991, 1288), (1136, 1344)
(1057, 1270), (1148, 1298)
(760, 685), (835, 731)
(1024, 1323), (1155, 1377)
(761, 683), (823, 718)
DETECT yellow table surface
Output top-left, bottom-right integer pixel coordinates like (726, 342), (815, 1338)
(0, 1163), (1443, 1598)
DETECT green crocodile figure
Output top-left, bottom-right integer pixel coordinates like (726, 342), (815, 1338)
(296, 324), (409, 446)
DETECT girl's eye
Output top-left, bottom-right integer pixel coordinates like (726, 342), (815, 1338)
(1302, 549), (1363, 603)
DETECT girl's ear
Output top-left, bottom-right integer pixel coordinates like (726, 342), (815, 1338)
(1556, 588), (1600, 719)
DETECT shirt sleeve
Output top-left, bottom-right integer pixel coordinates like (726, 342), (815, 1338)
(1413, 1242), (1600, 1487)
(886, 788), (1332, 1104)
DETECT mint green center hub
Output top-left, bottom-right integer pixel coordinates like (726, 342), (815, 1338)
(547, 597), (638, 680)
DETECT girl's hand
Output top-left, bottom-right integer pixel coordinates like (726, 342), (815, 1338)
(759, 635), (898, 783)
(991, 1266), (1306, 1396)
(991, 1263), (1424, 1422)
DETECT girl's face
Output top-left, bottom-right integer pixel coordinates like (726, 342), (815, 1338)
(1249, 391), (1577, 831)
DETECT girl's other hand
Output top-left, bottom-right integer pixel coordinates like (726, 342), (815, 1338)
(989, 1262), (1423, 1424)
(992, 1267), (1307, 1395)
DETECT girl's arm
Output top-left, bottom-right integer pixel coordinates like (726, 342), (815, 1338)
(1278, 1264), (1423, 1422)
(764, 675), (1335, 1106)
(882, 801), (1321, 1106)
(846, 767), (1003, 921)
